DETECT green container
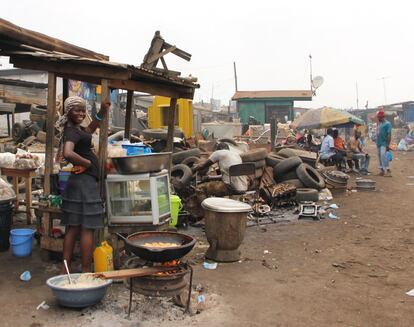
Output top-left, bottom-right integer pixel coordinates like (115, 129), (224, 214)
(169, 195), (183, 227)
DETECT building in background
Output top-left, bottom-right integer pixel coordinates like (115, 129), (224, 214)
(232, 90), (312, 124)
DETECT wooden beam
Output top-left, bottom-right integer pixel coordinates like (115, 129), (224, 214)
(10, 56), (129, 82)
(147, 45), (177, 64)
(124, 90), (133, 140)
(44, 72), (56, 195)
(98, 79), (110, 197)
(165, 98), (177, 153)
(0, 18), (109, 60)
(62, 78), (69, 115)
(109, 79), (194, 100)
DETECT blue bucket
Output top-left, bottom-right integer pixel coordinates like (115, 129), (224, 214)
(10, 229), (35, 257)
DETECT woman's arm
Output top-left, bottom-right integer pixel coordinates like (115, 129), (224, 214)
(63, 141), (91, 167)
(84, 101), (111, 134)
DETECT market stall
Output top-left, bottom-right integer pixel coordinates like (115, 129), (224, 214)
(0, 18), (199, 255)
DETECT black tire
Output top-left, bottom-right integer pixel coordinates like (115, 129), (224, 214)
(218, 138), (238, 146)
(30, 105), (47, 115)
(251, 159), (266, 169)
(275, 170), (298, 182)
(296, 188), (319, 202)
(283, 179), (304, 188)
(277, 148), (297, 158)
(265, 153), (285, 167)
(171, 164), (193, 191)
(296, 163), (326, 190)
(22, 135), (37, 146)
(28, 122), (41, 135)
(274, 156), (302, 176)
(240, 148), (267, 162)
(12, 122), (27, 142)
(172, 148), (201, 164)
(29, 113), (46, 122)
(181, 156), (200, 168)
(142, 128), (184, 140)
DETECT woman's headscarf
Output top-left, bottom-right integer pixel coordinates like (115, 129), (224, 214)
(55, 96), (87, 163)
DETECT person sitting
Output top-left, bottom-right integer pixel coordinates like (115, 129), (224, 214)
(319, 128), (336, 165)
(193, 142), (249, 203)
(348, 130), (370, 174)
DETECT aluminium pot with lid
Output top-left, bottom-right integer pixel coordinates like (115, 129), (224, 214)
(201, 197), (252, 213)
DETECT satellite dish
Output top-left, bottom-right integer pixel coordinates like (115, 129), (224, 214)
(312, 76), (324, 89)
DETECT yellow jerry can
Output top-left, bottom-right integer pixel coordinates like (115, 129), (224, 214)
(93, 241), (114, 272)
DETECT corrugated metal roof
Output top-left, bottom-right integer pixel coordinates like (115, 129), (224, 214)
(232, 90), (312, 100)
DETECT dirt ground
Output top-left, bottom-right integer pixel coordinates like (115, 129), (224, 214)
(1, 143), (414, 327)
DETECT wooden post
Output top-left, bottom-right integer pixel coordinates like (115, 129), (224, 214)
(165, 98), (177, 153)
(44, 72), (57, 195)
(6, 113), (10, 136)
(270, 119), (276, 151)
(62, 78), (69, 115)
(98, 79), (110, 196)
(124, 90), (133, 140)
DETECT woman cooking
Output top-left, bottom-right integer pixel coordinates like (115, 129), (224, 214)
(56, 96), (110, 273)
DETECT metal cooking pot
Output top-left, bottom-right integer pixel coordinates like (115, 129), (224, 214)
(111, 152), (171, 174)
(119, 231), (196, 262)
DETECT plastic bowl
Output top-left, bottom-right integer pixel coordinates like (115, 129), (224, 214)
(46, 273), (112, 308)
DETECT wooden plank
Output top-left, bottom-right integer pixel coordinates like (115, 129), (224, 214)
(94, 267), (173, 280)
(124, 90), (133, 140)
(44, 72), (56, 195)
(0, 18), (109, 60)
(109, 79), (181, 99)
(147, 45), (177, 64)
(0, 83), (47, 106)
(9, 56), (129, 82)
(98, 79), (109, 197)
(62, 78), (68, 115)
(165, 98), (177, 153)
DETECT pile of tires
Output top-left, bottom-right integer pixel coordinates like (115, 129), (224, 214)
(170, 148), (202, 191)
(269, 151), (325, 203)
(142, 128), (184, 141)
(240, 148), (267, 179)
(320, 169), (349, 191)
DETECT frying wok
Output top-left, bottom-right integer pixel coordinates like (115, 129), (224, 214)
(119, 231), (196, 262)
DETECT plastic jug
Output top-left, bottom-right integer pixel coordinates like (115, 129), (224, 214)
(170, 195), (183, 227)
(93, 241), (114, 272)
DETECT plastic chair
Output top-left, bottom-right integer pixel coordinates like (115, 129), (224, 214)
(228, 163), (257, 197)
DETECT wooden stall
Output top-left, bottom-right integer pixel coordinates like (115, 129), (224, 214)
(0, 18), (199, 254)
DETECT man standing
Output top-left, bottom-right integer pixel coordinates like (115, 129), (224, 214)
(376, 111), (392, 176)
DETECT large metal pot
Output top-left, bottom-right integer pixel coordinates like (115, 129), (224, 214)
(121, 231), (196, 262)
(111, 152), (171, 174)
(202, 197), (251, 262)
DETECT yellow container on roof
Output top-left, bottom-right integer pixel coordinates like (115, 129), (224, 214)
(148, 96), (193, 137)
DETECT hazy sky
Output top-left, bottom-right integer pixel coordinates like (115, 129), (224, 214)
(2, 0), (413, 109)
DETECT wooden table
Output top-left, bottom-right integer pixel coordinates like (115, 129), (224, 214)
(1, 167), (37, 224)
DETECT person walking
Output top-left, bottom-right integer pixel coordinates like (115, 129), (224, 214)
(56, 96), (110, 273)
(376, 111), (392, 177)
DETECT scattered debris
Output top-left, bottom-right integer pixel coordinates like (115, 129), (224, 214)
(36, 301), (50, 310)
(203, 262), (218, 270)
(406, 289), (414, 297)
(328, 213), (339, 219)
(20, 270), (31, 282)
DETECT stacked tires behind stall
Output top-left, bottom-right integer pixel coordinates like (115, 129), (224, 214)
(240, 148), (267, 179)
(272, 156), (303, 190)
(296, 163), (325, 190)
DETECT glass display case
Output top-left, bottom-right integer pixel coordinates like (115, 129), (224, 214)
(106, 170), (170, 225)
